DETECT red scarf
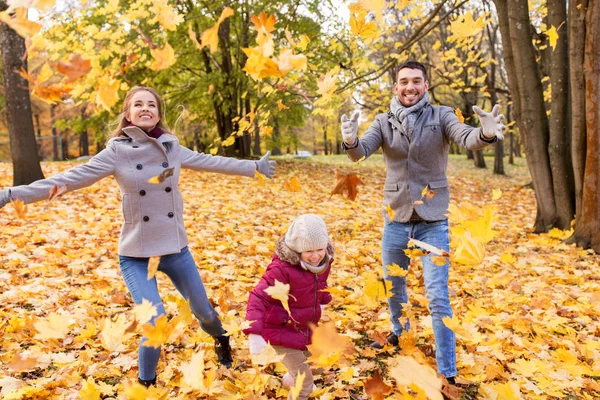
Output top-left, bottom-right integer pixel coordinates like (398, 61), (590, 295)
(127, 123), (164, 139)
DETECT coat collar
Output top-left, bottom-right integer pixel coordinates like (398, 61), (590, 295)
(121, 126), (178, 144)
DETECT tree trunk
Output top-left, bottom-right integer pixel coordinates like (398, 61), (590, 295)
(574, 0), (600, 252)
(50, 104), (60, 161)
(79, 107), (89, 157)
(473, 150), (487, 168)
(253, 117), (261, 156)
(322, 123), (328, 155)
(497, 0), (557, 232)
(569, 0), (589, 222)
(271, 117), (281, 155)
(466, 149), (473, 160)
(547, 0), (575, 228)
(0, 3), (44, 185)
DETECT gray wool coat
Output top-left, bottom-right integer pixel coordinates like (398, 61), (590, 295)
(344, 103), (496, 222)
(9, 126), (257, 257)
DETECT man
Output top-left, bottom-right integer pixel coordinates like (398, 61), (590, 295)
(340, 60), (505, 383)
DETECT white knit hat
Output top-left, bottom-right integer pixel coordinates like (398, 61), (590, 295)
(284, 214), (329, 253)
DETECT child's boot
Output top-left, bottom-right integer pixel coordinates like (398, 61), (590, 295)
(214, 335), (233, 367)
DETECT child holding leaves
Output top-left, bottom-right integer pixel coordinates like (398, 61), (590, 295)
(0, 86), (275, 387)
(244, 214), (334, 399)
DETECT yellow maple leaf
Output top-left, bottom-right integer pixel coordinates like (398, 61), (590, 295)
(153, 0), (184, 31)
(34, 312), (71, 340)
(255, 169), (267, 185)
(492, 188), (502, 200)
(100, 313), (134, 352)
(133, 299), (158, 324)
(277, 99), (290, 110)
(349, 13), (379, 39)
(296, 34), (310, 51)
(290, 371), (306, 400)
(78, 377), (101, 400)
(276, 48), (307, 75)
(389, 356), (443, 400)
(284, 176), (301, 192)
(452, 232), (485, 266)
(0, 9), (42, 38)
(180, 350), (205, 391)
(546, 25), (559, 51)
(221, 318), (252, 336)
(316, 72), (337, 100)
(147, 256), (160, 280)
(250, 342), (286, 366)
(141, 315), (179, 348)
(201, 7), (234, 53)
(463, 206), (495, 243)
(188, 22), (202, 50)
(449, 11), (486, 40)
(150, 42), (176, 71)
(307, 321), (352, 362)
(385, 204), (395, 220)
(11, 198), (28, 219)
(358, 0), (386, 24)
(242, 47), (282, 79)
(348, 2), (368, 16)
(403, 248), (427, 259)
(442, 314), (461, 332)
(455, 108), (465, 123)
(386, 263), (408, 277)
(362, 271), (392, 306)
(123, 379), (168, 400)
(95, 76), (120, 111)
(264, 279), (293, 314)
(500, 252), (515, 264)
(431, 256), (448, 266)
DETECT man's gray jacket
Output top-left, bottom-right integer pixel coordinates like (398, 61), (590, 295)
(344, 103), (496, 222)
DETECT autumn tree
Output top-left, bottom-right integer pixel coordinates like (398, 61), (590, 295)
(0, 1), (44, 185)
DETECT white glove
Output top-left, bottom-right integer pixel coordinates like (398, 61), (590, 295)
(248, 334), (268, 355)
(340, 111), (360, 146)
(320, 304), (325, 312)
(0, 189), (11, 209)
(473, 104), (506, 140)
(255, 151), (276, 179)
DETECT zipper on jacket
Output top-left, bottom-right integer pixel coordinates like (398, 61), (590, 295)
(308, 274), (318, 342)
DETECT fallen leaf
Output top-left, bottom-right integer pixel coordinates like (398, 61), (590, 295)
(6, 354), (39, 372)
(389, 356), (443, 400)
(364, 370), (393, 400)
(133, 299), (158, 324)
(284, 176), (301, 192)
(147, 257), (160, 280)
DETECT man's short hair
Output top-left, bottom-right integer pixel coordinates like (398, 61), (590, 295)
(396, 61), (428, 82)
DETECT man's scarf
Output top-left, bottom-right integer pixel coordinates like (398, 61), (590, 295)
(390, 92), (429, 139)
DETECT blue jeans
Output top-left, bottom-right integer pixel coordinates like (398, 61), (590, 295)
(119, 246), (225, 380)
(382, 219), (456, 377)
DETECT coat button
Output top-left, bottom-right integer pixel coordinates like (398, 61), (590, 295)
(143, 216), (150, 222)
(162, 162), (169, 168)
(165, 187), (172, 193)
(136, 164), (143, 170)
(139, 190), (146, 196)
(168, 212), (174, 218)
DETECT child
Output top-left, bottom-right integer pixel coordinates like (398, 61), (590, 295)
(0, 86), (276, 387)
(244, 214), (334, 400)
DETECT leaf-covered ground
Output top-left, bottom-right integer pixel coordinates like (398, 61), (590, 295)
(1, 155), (599, 399)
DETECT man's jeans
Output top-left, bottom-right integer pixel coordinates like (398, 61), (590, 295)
(119, 246), (225, 380)
(382, 219), (457, 377)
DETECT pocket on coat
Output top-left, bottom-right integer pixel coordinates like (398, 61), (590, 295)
(122, 194), (133, 224)
(384, 183), (399, 191)
(265, 307), (289, 326)
(428, 179), (449, 189)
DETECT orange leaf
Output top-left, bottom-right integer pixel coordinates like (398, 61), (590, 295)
(364, 370), (393, 400)
(284, 176), (301, 192)
(455, 108), (465, 123)
(48, 184), (68, 202)
(147, 257), (160, 280)
(330, 170), (364, 201)
(11, 198), (28, 219)
(6, 354), (39, 372)
(56, 54), (91, 83)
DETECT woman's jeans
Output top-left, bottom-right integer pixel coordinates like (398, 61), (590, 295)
(382, 219), (457, 377)
(119, 246), (225, 380)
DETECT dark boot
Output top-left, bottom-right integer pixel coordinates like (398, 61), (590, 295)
(370, 332), (399, 349)
(214, 335), (233, 368)
(138, 376), (157, 387)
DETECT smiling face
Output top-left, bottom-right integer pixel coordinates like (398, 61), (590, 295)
(126, 90), (161, 132)
(300, 248), (327, 267)
(394, 67), (429, 107)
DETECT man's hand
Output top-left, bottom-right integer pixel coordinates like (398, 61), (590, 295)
(340, 111), (360, 146)
(0, 189), (10, 209)
(248, 333), (268, 355)
(473, 104), (506, 140)
(255, 151), (276, 179)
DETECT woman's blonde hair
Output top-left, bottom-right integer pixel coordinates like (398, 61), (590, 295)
(109, 86), (170, 139)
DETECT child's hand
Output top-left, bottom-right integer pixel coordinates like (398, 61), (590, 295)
(248, 334), (268, 355)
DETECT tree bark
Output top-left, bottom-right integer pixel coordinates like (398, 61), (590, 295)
(547, 0), (575, 228)
(0, 2), (44, 185)
(574, 0), (600, 252)
(569, 0), (589, 222)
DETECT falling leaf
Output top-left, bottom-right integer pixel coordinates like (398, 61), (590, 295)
(455, 108), (465, 123)
(449, 11), (486, 40)
(452, 232), (485, 266)
(277, 99), (290, 110)
(96, 76), (120, 111)
(180, 350), (205, 391)
(362, 271), (392, 306)
(153, 0), (184, 32)
(385, 204), (395, 220)
(250, 342), (286, 366)
(349, 12), (379, 39)
(255, 169), (266, 186)
(133, 299), (158, 324)
(11, 198), (28, 218)
(275, 48), (307, 75)
(386, 263), (408, 277)
(150, 42), (176, 71)
(48, 184), (68, 201)
(358, 0), (386, 25)
(413, 200), (424, 205)
(201, 7), (234, 53)
(188, 23), (202, 50)
(316, 72), (337, 102)
(147, 167), (174, 184)
(264, 279), (292, 314)
(364, 370), (393, 400)
(408, 238), (450, 257)
(141, 315), (179, 348)
(431, 256), (448, 266)
(404, 248), (427, 259)
(492, 189), (502, 200)
(34, 312), (70, 340)
(389, 356), (443, 400)
(289, 371), (306, 400)
(307, 321), (352, 359)
(330, 170), (364, 201)
(284, 176), (301, 192)
(0, 9), (42, 38)
(56, 54), (91, 83)
(147, 257), (160, 280)
(242, 47), (282, 79)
